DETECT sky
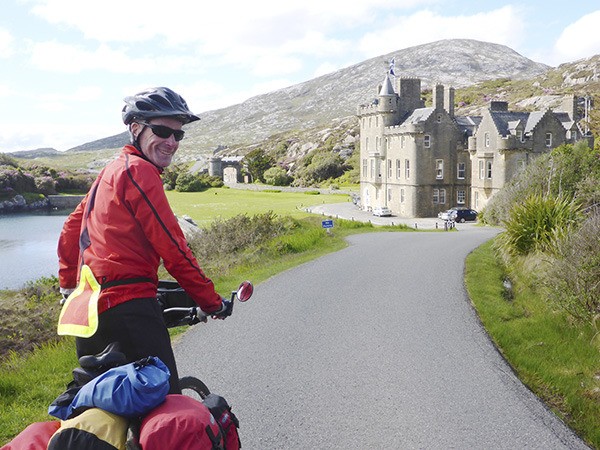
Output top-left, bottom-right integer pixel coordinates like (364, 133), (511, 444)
(1, 0), (600, 153)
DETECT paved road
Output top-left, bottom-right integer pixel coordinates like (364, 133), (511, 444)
(175, 227), (589, 449)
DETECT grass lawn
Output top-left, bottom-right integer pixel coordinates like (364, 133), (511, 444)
(166, 187), (352, 226)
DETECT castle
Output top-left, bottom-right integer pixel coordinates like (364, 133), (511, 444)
(357, 75), (593, 218)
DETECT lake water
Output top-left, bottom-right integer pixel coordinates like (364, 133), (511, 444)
(0, 211), (71, 290)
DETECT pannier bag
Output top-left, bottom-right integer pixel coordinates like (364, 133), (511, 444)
(47, 408), (128, 450)
(139, 394), (223, 450)
(0, 421), (60, 450)
(49, 356), (170, 420)
(203, 393), (241, 450)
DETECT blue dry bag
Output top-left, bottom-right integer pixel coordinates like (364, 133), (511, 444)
(49, 356), (170, 420)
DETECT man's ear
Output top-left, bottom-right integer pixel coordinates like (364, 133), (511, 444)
(130, 122), (141, 140)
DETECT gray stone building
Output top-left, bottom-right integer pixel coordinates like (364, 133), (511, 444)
(468, 97), (592, 211)
(358, 74), (593, 217)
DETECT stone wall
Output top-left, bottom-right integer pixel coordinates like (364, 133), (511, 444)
(47, 195), (85, 210)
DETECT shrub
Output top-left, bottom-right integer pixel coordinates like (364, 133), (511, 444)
(187, 212), (296, 273)
(542, 211), (600, 327)
(495, 194), (584, 258)
(263, 167), (291, 186)
(34, 176), (57, 195)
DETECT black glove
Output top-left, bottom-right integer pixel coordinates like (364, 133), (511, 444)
(212, 297), (233, 320)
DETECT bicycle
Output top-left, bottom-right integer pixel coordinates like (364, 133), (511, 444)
(74, 279), (253, 399)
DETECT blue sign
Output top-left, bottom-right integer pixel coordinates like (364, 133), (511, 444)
(321, 219), (334, 229)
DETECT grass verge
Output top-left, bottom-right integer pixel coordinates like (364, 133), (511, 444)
(465, 239), (600, 449)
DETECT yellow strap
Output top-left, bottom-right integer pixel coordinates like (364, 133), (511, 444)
(57, 265), (100, 338)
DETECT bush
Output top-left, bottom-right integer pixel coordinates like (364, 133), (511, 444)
(187, 212), (296, 273)
(542, 211), (600, 326)
(34, 176), (57, 195)
(263, 167), (291, 186)
(495, 194), (584, 258)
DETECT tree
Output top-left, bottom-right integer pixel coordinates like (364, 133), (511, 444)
(244, 149), (273, 183)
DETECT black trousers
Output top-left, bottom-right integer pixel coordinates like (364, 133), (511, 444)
(75, 297), (181, 394)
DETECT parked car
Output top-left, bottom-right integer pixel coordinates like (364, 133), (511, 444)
(437, 207), (478, 223)
(372, 206), (392, 217)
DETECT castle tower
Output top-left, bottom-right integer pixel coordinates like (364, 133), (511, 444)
(397, 78), (423, 119)
(208, 157), (222, 177)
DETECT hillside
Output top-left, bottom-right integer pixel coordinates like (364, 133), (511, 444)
(12, 39), (600, 171)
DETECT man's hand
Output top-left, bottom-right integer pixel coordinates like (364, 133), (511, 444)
(60, 287), (75, 304)
(212, 297), (233, 320)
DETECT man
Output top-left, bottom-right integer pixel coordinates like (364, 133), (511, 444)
(57, 87), (230, 393)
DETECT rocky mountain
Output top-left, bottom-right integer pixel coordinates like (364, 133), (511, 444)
(62, 39), (549, 164)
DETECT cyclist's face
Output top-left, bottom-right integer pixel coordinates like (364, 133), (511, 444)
(134, 117), (183, 168)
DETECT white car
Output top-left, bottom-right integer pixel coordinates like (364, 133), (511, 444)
(372, 206), (392, 217)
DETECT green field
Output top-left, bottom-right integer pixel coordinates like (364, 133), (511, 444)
(165, 187), (352, 225)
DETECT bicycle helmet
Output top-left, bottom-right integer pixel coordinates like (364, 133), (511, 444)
(121, 87), (200, 125)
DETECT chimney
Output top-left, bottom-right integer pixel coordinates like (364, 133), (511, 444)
(432, 84), (444, 110)
(445, 87), (455, 118)
(490, 101), (508, 111)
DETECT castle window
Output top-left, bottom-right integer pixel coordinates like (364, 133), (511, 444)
(424, 135), (431, 148)
(362, 159), (368, 177)
(439, 189), (446, 204)
(484, 132), (490, 147)
(396, 159), (401, 179)
(457, 162), (465, 179)
(486, 160), (493, 179)
(387, 159), (392, 178)
(436, 159), (444, 179)
(388, 188), (392, 202)
(478, 160), (485, 179)
(545, 132), (553, 147)
(370, 159), (375, 178)
(433, 189), (439, 203)
(400, 188), (405, 203)
(405, 159), (410, 179)
(457, 190), (466, 204)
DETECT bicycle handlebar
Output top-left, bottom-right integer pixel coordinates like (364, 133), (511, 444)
(159, 280), (253, 328)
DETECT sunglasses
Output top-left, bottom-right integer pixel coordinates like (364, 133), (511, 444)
(139, 122), (185, 141)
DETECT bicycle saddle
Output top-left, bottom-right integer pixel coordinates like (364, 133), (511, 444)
(78, 342), (127, 370)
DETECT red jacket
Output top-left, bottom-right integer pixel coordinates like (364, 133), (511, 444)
(57, 145), (222, 314)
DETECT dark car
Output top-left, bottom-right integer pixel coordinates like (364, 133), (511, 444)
(450, 207), (478, 223)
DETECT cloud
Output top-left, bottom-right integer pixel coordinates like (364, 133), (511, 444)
(0, 28), (14, 58)
(357, 6), (525, 57)
(28, 41), (205, 74)
(553, 10), (600, 64)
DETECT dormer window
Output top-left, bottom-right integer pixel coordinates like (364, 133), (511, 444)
(424, 135), (431, 148)
(545, 132), (553, 147)
(516, 129), (523, 142)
